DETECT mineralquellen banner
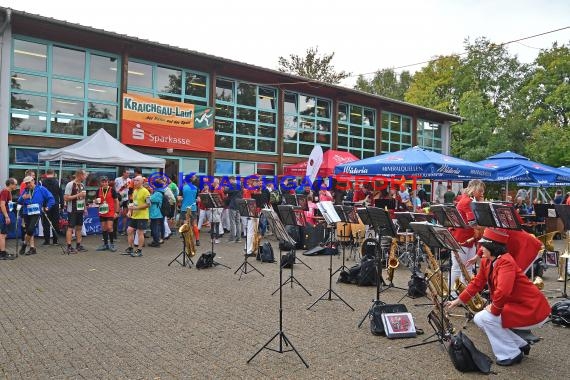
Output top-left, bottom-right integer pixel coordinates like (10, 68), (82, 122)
(121, 93), (214, 152)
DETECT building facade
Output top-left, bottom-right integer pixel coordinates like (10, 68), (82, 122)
(0, 8), (461, 183)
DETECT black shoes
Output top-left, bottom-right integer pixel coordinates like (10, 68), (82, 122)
(148, 241), (160, 247)
(520, 344), (531, 356)
(496, 352), (523, 366)
(196, 240), (200, 246)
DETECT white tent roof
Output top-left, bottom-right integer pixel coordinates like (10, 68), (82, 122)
(38, 128), (165, 168)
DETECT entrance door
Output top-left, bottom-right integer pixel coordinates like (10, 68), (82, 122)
(165, 159), (179, 185)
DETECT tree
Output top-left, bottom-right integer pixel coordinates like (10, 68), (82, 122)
(354, 69), (412, 101)
(404, 55), (461, 113)
(278, 46), (351, 84)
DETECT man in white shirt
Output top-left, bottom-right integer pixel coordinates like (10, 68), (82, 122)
(114, 169), (131, 235)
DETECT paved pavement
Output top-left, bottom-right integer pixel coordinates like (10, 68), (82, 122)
(0, 231), (569, 379)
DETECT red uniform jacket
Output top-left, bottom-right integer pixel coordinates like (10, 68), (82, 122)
(475, 229), (542, 272)
(459, 253), (550, 328)
(450, 194), (477, 247)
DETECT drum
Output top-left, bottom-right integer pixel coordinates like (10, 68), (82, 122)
(397, 232), (415, 244)
(380, 236), (393, 250)
(351, 222), (366, 244)
(361, 237), (380, 258)
(336, 222), (352, 242)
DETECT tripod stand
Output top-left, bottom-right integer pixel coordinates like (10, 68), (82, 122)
(247, 217), (309, 367)
(332, 205), (359, 276)
(273, 205), (310, 295)
(357, 207), (396, 327)
(199, 193), (230, 270)
(234, 199), (263, 280)
(553, 205), (570, 299)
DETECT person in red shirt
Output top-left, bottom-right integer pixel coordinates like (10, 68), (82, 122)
(450, 179), (485, 287)
(446, 228), (550, 366)
(0, 178), (18, 260)
(95, 177), (119, 252)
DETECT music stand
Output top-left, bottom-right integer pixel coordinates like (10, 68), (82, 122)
(471, 202), (521, 230)
(405, 222), (456, 349)
(198, 193), (230, 269)
(307, 205), (354, 311)
(554, 205), (570, 299)
(273, 205), (311, 296)
(168, 209), (195, 268)
(357, 207), (398, 328)
(248, 209), (309, 368)
(234, 199), (263, 279)
(430, 205), (468, 228)
(295, 194), (309, 211)
(283, 193), (298, 206)
(394, 212), (425, 273)
(333, 205), (358, 275)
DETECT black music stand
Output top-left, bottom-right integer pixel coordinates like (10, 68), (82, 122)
(471, 202), (521, 230)
(283, 193), (298, 206)
(248, 208), (309, 368)
(308, 204), (354, 311)
(198, 193), (230, 269)
(273, 205), (311, 296)
(554, 205), (570, 299)
(234, 199), (263, 279)
(333, 205), (359, 275)
(168, 209), (195, 268)
(405, 222), (457, 349)
(357, 207), (397, 328)
(430, 205), (468, 229)
(395, 212), (430, 273)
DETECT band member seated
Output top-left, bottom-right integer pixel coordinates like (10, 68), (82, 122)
(446, 228), (550, 366)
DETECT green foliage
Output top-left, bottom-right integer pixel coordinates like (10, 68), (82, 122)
(354, 68), (412, 101)
(278, 46), (351, 84)
(526, 122), (570, 167)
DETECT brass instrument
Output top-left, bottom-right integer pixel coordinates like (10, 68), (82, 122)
(426, 277), (454, 335)
(178, 211), (196, 257)
(558, 233), (570, 281)
(252, 218), (261, 257)
(533, 276), (545, 290)
(451, 250), (486, 312)
(387, 238), (399, 282)
(423, 243), (449, 299)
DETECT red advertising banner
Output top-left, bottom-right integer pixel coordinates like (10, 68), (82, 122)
(120, 93), (214, 152)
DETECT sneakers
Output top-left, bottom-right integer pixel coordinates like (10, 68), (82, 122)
(96, 244), (109, 251)
(18, 245), (27, 256)
(4, 254), (16, 260)
(122, 247), (134, 256)
(196, 240), (200, 246)
(148, 241), (160, 247)
(24, 247), (37, 256)
(42, 241), (51, 246)
(235, 238), (242, 243)
(130, 249), (143, 257)
(76, 245), (88, 252)
(66, 246), (78, 254)
(108, 243), (117, 252)
(214, 239), (220, 244)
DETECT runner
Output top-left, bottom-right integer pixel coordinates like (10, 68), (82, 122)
(17, 176), (55, 256)
(125, 176), (150, 257)
(114, 169), (131, 235)
(64, 169), (88, 254)
(0, 178), (18, 260)
(95, 176), (119, 252)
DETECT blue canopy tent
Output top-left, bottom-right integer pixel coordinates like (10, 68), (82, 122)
(334, 146), (495, 180)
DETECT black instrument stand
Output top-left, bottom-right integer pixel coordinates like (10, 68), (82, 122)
(554, 205), (570, 299)
(332, 205), (359, 275)
(200, 193), (230, 270)
(234, 199), (261, 279)
(168, 233), (194, 268)
(247, 244), (309, 367)
(274, 205), (310, 295)
(357, 207), (395, 327)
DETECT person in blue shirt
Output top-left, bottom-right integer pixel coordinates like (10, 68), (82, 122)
(17, 176), (55, 255)
(148, 187), (164, 247)
(178, 179), (199, 245)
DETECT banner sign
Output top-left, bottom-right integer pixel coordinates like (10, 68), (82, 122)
(121, 93), (214, 152)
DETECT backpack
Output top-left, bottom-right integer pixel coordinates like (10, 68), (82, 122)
(196, 252), (215, 269)
(159, 191), (173, 218)
(281, 251), (295, 269)
(447, 331), (493, 374)
(269, 190), (281, 205)
(257, 242), (275, 263)
(370, 303), (408, 336)
(357, 258), (377, 286)
(407, 271), (428, 298)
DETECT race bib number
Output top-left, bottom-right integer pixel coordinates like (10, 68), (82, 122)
(8, 201), (14, 213)
(76, 199), (85, 211)
(99, 202), (109, 215)
(27, 203), (40, 215)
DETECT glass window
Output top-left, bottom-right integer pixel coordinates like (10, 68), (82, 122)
(52, 78), (84, 98)
(258, 87), (276, 110)
(338, 102), (376, 158)
(284, 92), (297, 114)
(128, 61), (152, 88)
(417, 119), (443, 152)
(216, 79), (234, 102)
(53, 46), (85, 78)
(87, 103), (117, 120)
(51, 118), (83, 135)
(52, 98), (84, 117)
(236, 137), (255, 151)
(382, 111), (413, 153)
(87, 121), (117, 137)
(11, 73), (47, 93)
(299, 96), (315, 116)
(237, 83), (256, 107)
(185, 73), (207, 98)
(13, 40), (47, 71)
(215, 119), (234, 134)
(11, 93), (47, 112)
(11, 114), (47, 132)
(87, 84), (118, 102)
(215, 104), (234, 119)
(90, 54), (118, 83)
(215, 135), (233, 149)
(317, 99), (330, 118)
(157, 66), (182, 94)
(338, 104), (348, 122)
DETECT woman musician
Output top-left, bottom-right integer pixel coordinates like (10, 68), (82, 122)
(446, 228), (550, 366)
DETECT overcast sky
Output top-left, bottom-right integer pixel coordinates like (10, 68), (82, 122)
(2, 0), (569, 87)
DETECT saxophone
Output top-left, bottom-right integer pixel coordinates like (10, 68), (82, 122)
(252, 218), (261, 257)
(451, 250), (486, 312)
(423, 243), (449, 299)
(426, 279), (455, 335)
(387, 238), (399, 282)
(178, 211), (196, 257)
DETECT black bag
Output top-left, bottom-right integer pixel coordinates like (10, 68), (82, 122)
(370, 303), (408, 336)
(281, 251), (295, 269)
(448, 331), (493, 374)
(551, 300), (570, 326)
(338, 264), (361, 284)
(357, 258), (377, 286)
(159, 192), (173, 218)
(258, 242), (275, 263)
(407, 271), (427, 298)
(196, 252), (215, 269)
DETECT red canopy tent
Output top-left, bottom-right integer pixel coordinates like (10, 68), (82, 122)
(283, 150), (359, 177)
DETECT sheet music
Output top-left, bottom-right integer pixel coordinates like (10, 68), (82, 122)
(317, 201), (341, 224)
(261, 208), (295, 245)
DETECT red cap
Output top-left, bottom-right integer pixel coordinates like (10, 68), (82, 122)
(479, 228), (509, 245)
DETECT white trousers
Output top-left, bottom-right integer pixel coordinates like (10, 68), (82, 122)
(164, 219), (171, 236)
(243, 217), (258, 255)
(197, 209), (211, 229)
(474, 310), (548, 360)
(451, 245), (477, 287)
(221, 208), (230, 230)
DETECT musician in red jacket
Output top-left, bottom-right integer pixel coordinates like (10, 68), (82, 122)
(446, 228), (551, 366)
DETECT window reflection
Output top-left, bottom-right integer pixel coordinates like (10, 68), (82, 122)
(128, 61), (152, 88)
(52, 78), (84, 98)
(257, 139), (276, 152)
(87, 121), (117, 137)
(11, 93), (47, 112)
(215, 119), (234, 134)
(237, 83), (256, 106)
(284, 92), (297, 113)
(215, 104), (234, 119)
(87, 84), (117, 102)
(52, 98), (84, 117)
(236, 137), (255, 151)
(11, 73), (47, 93)
(87, 103), (116, 120)
(258, 87), (276, 110)
(10, 114), (47, 132)
(299, 96), (315, 116)
(14, 40), (47, 72)
(53, 46), (85, 78)
(236, 122), (256, 136)
(157, 66), (182, 94)
(90, 54), (118, 83)
(51, 118), (84, 135)
(316, 100), (330, 118)
(216, 79), (234, 101)
(186, 73), (207, 98)
(215, 135), (233, 149)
